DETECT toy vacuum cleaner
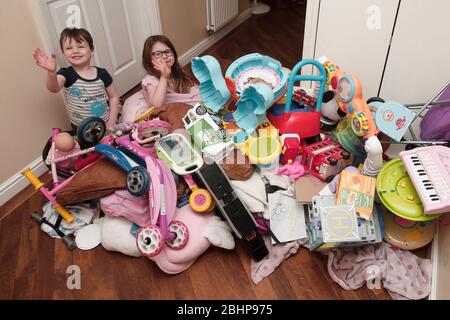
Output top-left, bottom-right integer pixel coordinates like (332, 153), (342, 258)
(196, 161), (268, 261)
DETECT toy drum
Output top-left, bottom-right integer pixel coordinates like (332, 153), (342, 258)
(381, 206), (437, 250)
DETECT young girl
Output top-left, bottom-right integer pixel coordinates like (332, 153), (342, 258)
(141, 35), (200, 108)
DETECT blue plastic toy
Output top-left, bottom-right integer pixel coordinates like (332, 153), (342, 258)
(191, 55), (231, 112)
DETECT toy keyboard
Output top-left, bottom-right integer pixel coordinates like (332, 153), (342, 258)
(399, 146), (450, 215)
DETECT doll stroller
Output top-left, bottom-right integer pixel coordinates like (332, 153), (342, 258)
(368, 80), (450, 148)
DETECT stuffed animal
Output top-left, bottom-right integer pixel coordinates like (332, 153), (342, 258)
(100, 205), (235, 274)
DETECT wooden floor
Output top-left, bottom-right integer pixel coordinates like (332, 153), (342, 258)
(1, 1), (394, 300)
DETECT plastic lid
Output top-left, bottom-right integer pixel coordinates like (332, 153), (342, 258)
(75, 224), (101, 250)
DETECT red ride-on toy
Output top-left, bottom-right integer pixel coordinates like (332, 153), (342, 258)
(267, 59), (327, 139)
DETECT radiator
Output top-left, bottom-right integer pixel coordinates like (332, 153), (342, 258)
(206, 0), (239, 33)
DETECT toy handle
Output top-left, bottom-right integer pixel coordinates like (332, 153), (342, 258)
(21, 168), (44, 190)
(62, 235), (77, 250)
(183, 174), (198, 191)
(285, 59), (327, 112)
(133, 106), (155, 123)
(54, 204), (75, 223)
(31, 211), (43, 223)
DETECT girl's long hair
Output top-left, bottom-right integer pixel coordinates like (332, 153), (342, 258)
(142, 35), (194, 93)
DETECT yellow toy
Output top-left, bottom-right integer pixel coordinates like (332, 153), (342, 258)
(232, 123), (282, 168)
(21, 168), (74, 223)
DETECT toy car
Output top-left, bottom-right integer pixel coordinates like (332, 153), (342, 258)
(292, 89), (316, 110)
(301, 134), (353, 182)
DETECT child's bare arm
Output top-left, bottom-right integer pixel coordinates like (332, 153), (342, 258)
(144, 78), (168, 108)
(46, 72), (66, 93)
(145, 58), (171, 108)
(105, 83), (121, 129)
(33, 48), (65, 92)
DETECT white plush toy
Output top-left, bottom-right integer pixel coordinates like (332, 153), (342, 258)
(100, 205), (235, 274)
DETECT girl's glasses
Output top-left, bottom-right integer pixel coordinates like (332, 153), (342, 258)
(152, 49), (173, 58)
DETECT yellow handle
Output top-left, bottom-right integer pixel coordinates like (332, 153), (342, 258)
(133, 106), (155, 123)
(54, 204), (74, 223)
(21, 168), (44, 190)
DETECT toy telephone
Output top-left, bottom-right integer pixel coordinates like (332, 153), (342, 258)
(323, 61), (379, 139)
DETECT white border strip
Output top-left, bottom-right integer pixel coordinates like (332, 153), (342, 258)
(178, 8), (252, 67)
(0, 158), (48, 208)
(429, 226), (439, 300)
(301, 0), (320, 77)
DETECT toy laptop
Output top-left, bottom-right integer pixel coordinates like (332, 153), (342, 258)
(306, 194), (383, 251)
(369, 100), (415, 142)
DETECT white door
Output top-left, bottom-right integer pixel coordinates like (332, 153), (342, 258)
(303, 0), (400, 98)
(37, 0), (162, 95)
(378, 0), (450, 141)
(379, 0), (450, 104)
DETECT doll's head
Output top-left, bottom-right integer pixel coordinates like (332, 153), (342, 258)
(55, 132), (75, 152)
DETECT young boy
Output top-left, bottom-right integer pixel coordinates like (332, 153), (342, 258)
(33, 27), (120, 129)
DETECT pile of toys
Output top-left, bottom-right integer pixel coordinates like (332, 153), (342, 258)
(24, 53), (450, 292)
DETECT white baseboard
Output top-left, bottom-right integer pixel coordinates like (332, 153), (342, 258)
(429, 227), (439, 300)
(0, 158), (48, 208)
(178, 8), (252, 67)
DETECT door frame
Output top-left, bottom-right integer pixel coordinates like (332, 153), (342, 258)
(301, 0), (321, 76)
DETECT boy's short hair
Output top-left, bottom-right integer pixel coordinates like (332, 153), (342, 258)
(59, 27), (94, 50)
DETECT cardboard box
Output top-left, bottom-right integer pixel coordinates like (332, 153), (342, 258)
(295, 174), (327, 203)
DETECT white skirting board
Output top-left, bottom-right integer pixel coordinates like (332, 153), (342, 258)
(0, 157), (48, 208)
(178, 8), (252, 67)
(0, 8), (251, 209)
(429, 231), (439, 300)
